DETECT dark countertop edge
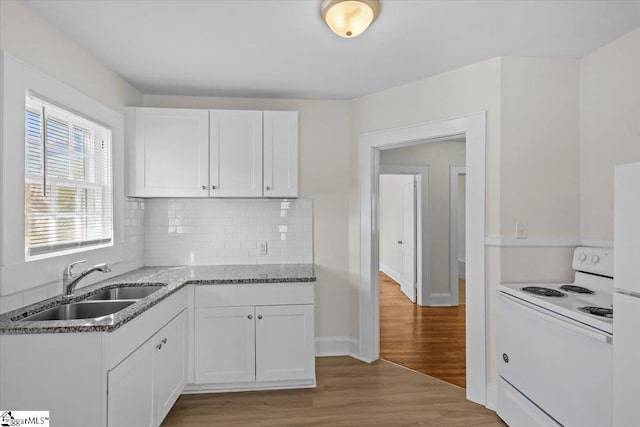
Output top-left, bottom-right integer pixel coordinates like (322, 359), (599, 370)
(0, 266), (316, 335)
(0, 284), (188, 335)
(187, 277), (317, 284)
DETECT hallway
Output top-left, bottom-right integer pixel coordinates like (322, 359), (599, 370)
(380, 272), (466, 388)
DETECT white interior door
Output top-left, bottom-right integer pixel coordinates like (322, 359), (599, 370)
(399, 179), (417, 302)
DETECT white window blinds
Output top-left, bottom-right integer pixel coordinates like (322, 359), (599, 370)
(25, 94), (113, 258)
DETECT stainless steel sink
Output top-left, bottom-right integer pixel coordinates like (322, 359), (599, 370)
(84, 285), (164, 301)
(24, 301), (135, 321)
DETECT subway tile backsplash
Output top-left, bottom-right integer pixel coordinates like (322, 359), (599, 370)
(144, 198), (313, 266)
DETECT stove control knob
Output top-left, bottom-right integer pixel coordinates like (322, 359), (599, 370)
(592, 255), (600, 264)
(579, 253), (587, 262)
(502, 353), (509, 363)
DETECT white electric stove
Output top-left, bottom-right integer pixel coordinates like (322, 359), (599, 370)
(497, 247), (613, 427)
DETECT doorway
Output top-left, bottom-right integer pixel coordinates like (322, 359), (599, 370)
(379, 164), (430, 305)
(379, 174), (417, 302)
(378, 140), (467, 388)
(358, 112), (486, 405)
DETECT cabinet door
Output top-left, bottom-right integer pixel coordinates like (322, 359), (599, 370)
(264, 111), (298, 198)
(107, 340), (155, 427)
(255, 304), (315, 382)
(195, 306), (256, 384)
(154, 310), (187, 425)
(210, 110), (263, 197)
(130, 107), (209, 197)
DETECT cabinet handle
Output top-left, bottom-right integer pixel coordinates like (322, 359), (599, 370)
(162, 338), (167, 344)
(248, 314), (253, 320)
(201, 185), (206, 190)
(156, 343), (162, 350)
(257, 314), (263, 320)
(212, 185), (217, 190)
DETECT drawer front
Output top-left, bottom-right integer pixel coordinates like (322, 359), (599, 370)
(195, 282), (313, 307)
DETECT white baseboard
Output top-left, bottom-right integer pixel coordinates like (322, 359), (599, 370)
(315, 336), (359, 358)
(458, 259), (465, 279)
(379, 264), (402, 285)
(486, 383), (497, 411)
(428, 292), (454, 306)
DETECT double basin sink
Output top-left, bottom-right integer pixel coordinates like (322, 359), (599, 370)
(23, 285), (165, 321)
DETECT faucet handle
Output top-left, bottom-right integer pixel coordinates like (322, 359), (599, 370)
(64, 260), (87, 278)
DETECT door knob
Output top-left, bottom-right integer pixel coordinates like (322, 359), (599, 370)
(212, 185), (216, 190)
(257, 314), (263, 320)
(265, 186), (270, 190)
(397, 240), (403, 245)
(201, 185), (206, 190)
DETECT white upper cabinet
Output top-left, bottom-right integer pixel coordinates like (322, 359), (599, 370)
(127, 108), (209, 197)
(127, 107), (298, 198)
(264, 111), (299, 198)
(210, 110), (263, 198)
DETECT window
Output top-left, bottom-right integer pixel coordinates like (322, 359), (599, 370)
(24, 94), (113, 259)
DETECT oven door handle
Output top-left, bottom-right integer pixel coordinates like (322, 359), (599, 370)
(499, 292), (613, 344)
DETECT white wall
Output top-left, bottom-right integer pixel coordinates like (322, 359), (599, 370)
(350, 55), (585, 390)
(0, 1), (141, 113)
(379, 175), (412, 280)
(380, 140), (466, 295)
(498, 57), (580, 286)
(0, 2), (144, 313)
(580, 28), (640, 244)
(142, 94), (352, 340)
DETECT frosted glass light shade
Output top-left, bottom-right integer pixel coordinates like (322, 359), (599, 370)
(321, 0), (380, 38)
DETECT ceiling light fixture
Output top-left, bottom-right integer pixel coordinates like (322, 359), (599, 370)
(321, 0), (380, 38)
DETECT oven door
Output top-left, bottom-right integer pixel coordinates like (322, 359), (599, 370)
(497, 292), (612, 427)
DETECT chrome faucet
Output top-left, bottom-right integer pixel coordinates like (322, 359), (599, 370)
(63, 260), (112, 297)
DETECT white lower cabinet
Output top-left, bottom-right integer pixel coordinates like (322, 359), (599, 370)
(154, 309), (188, 423)
(107, 338), (155, 427)
(194, 306), (256, 384)
(255, 304), (315, 382)
(192, 282), (315, 391)
(108, 310), (187, 427)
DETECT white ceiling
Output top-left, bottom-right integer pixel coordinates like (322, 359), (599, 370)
(24, 0), (640, 100)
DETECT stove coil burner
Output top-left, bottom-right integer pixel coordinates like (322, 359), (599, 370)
(578, 306), (613, 319)
(521, 286), (567, 298)
(559, 285), (595, 295)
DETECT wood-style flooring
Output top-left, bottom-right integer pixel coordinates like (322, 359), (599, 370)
(162, 357), (504, 426)
(380, 272), (466, 388)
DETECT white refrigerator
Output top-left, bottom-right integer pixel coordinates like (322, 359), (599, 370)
(613, 161), (640, 426)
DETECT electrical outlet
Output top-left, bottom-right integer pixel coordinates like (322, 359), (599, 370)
(516, 221), (528, 239)
(258, 241), (268, 256)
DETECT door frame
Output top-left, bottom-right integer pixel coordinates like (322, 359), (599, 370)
(449, 166), (466, 306)
(380, 164), (430, 305)
(358, 112), (486, 405)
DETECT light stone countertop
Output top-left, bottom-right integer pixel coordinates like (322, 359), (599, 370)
(0, 264), (316, 335)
